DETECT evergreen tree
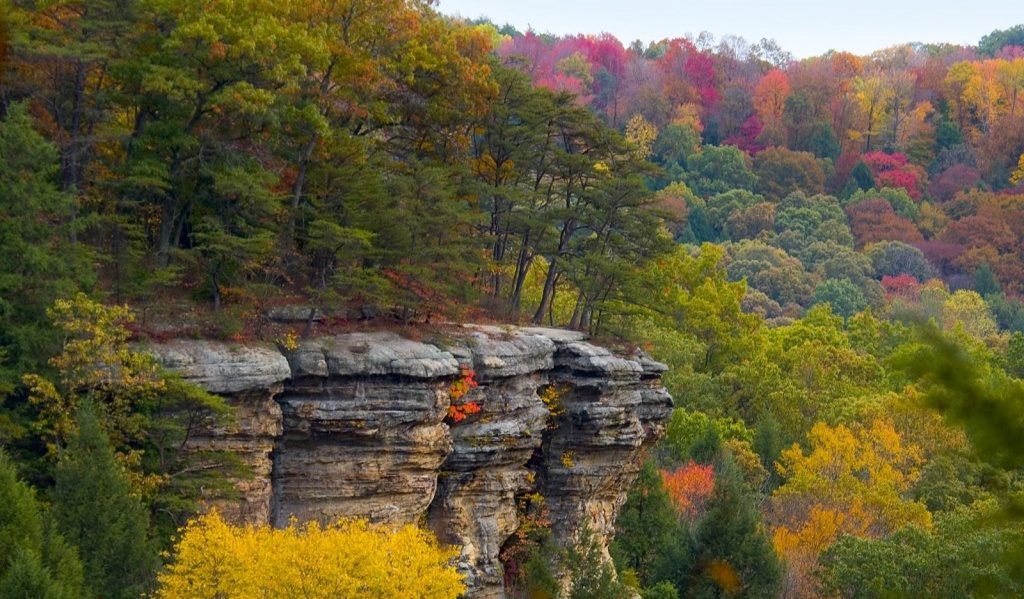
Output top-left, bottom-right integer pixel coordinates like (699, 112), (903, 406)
(0, 102), (90, 397)
(566, 524), (632, 599)
(842, 161), (876, 198)
(52, 403), (159, 599)
(685, 454), (781, 598)
(974, 263), (1001, 297)
(611, 461), (680, 585)
(0, 451), (86, 598)
(655, 452), (781, 599)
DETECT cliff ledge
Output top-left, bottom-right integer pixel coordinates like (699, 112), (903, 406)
(146, 325), (673, 598)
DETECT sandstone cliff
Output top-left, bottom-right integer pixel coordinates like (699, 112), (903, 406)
(146, 325), (672, 598)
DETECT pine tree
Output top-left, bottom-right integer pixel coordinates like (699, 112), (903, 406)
(0, 451), (86, 598)
(683, 453), (781, 599)
(0, 102), (91, 397)
(52, 403), (159, 599)
(566, 524), (631, 599)
(611, 461), (681, 585)
(974, 263), (1001, 297)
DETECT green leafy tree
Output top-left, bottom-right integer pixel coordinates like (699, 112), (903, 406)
(566, 524), (631, 599)
(685, 145), (757, 198)
(842, 161), (876, 198)
(812, 279), (868, 319)
(820, 501), (1024, 598)
(753, 147), (826, 200)
(22, 294), (237, 536)
(974, 263), (1001, 296)
(868, 241), (935, 281)
(727, 240), (817, 307)
(641, 581), (680, 599)
(705, 190), (764, 241)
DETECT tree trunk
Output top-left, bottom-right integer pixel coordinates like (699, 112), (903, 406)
(568, 290), (585, 330)
(156, 200), (177, 267)
(509, 230), (533, 312)
(288, 135), (318, 244)
(210, 270), (221, 310)
(532, 257), (558, 325)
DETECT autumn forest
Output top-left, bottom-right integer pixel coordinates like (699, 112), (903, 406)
(2, 0), (1024, 597)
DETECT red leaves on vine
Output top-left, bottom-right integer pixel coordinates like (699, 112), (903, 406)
(447, 368), (480, 424)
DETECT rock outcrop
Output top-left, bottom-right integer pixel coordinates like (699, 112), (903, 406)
(145, 326), (672, 598)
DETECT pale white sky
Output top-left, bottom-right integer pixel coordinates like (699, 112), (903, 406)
(437, 0), (1022, 58)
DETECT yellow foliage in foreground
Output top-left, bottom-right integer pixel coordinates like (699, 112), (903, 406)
(155, 512), (465, 599)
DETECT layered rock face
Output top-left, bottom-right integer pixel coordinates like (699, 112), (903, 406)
(146, 326), (672, 598)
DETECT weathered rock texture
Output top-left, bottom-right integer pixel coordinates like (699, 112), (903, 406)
(145, 326), (672, 598)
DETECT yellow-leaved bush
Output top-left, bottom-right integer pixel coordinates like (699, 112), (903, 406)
(155, 511), (465, 599)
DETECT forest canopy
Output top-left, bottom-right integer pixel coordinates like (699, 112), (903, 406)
(2, 1), (1024, 597)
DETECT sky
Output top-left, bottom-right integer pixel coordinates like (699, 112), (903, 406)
(436, 0), (1020, 58)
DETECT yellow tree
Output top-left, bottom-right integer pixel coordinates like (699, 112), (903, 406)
(1013, 153), (1024, 186)
(156, 512), (465, 599)
(21, 294), (232, 523)
(941, 289), (999, 340)
(945, 61), (981, 134)
(996, 58), (1024, 118)
(853, 74), (890, 152)
(770, 419), (931, 598)
(945, 60), (1005, 141)
(625, 113), (658, 158)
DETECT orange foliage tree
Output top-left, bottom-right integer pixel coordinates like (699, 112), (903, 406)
(660, 461), (716, 520)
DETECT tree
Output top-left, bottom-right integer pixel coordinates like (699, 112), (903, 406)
(868, 241), (935, 281)
(819, 501), (1024, 598)
(843, 161), (876, 197)
(1012, 153), (1024, 186)
(52, 403), (158, 599)
(773, 192), (853, 255)
(812, 279), (867, 319)
(660, 463), (716, 519)
(771, 420), (931, 598)
(602, 244), (762, 413)
(685, 145), (757, 198)
(155, 512), (465, 598)
(846, 199), (923, 247)
(928, 164), (981, 202)
(753, 147), (826, 200)
(22, 294), (235, 534)
(656, 453), (781, 599)
(705, 189), (764, 240)
(0, 103), (91, 395)
(726, 241), (817, 307)
(974, 263), (1002, 296)
(753, 69), (790, 146)
(847, 187), (919, 221)
(0, 451), (86, 598)
(726, 202), (775, 240)
(652, 124), (702, 181)
(860, 152), (926, 199)
(565, 525), (632, 599)
(612, 462), (679, 586)
(941, 290), (998, 339)
(626, 113), (658, 158)
(978, 25), (1024, 56)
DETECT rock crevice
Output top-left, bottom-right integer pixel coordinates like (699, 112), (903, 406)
(146, 326), (672, 598)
